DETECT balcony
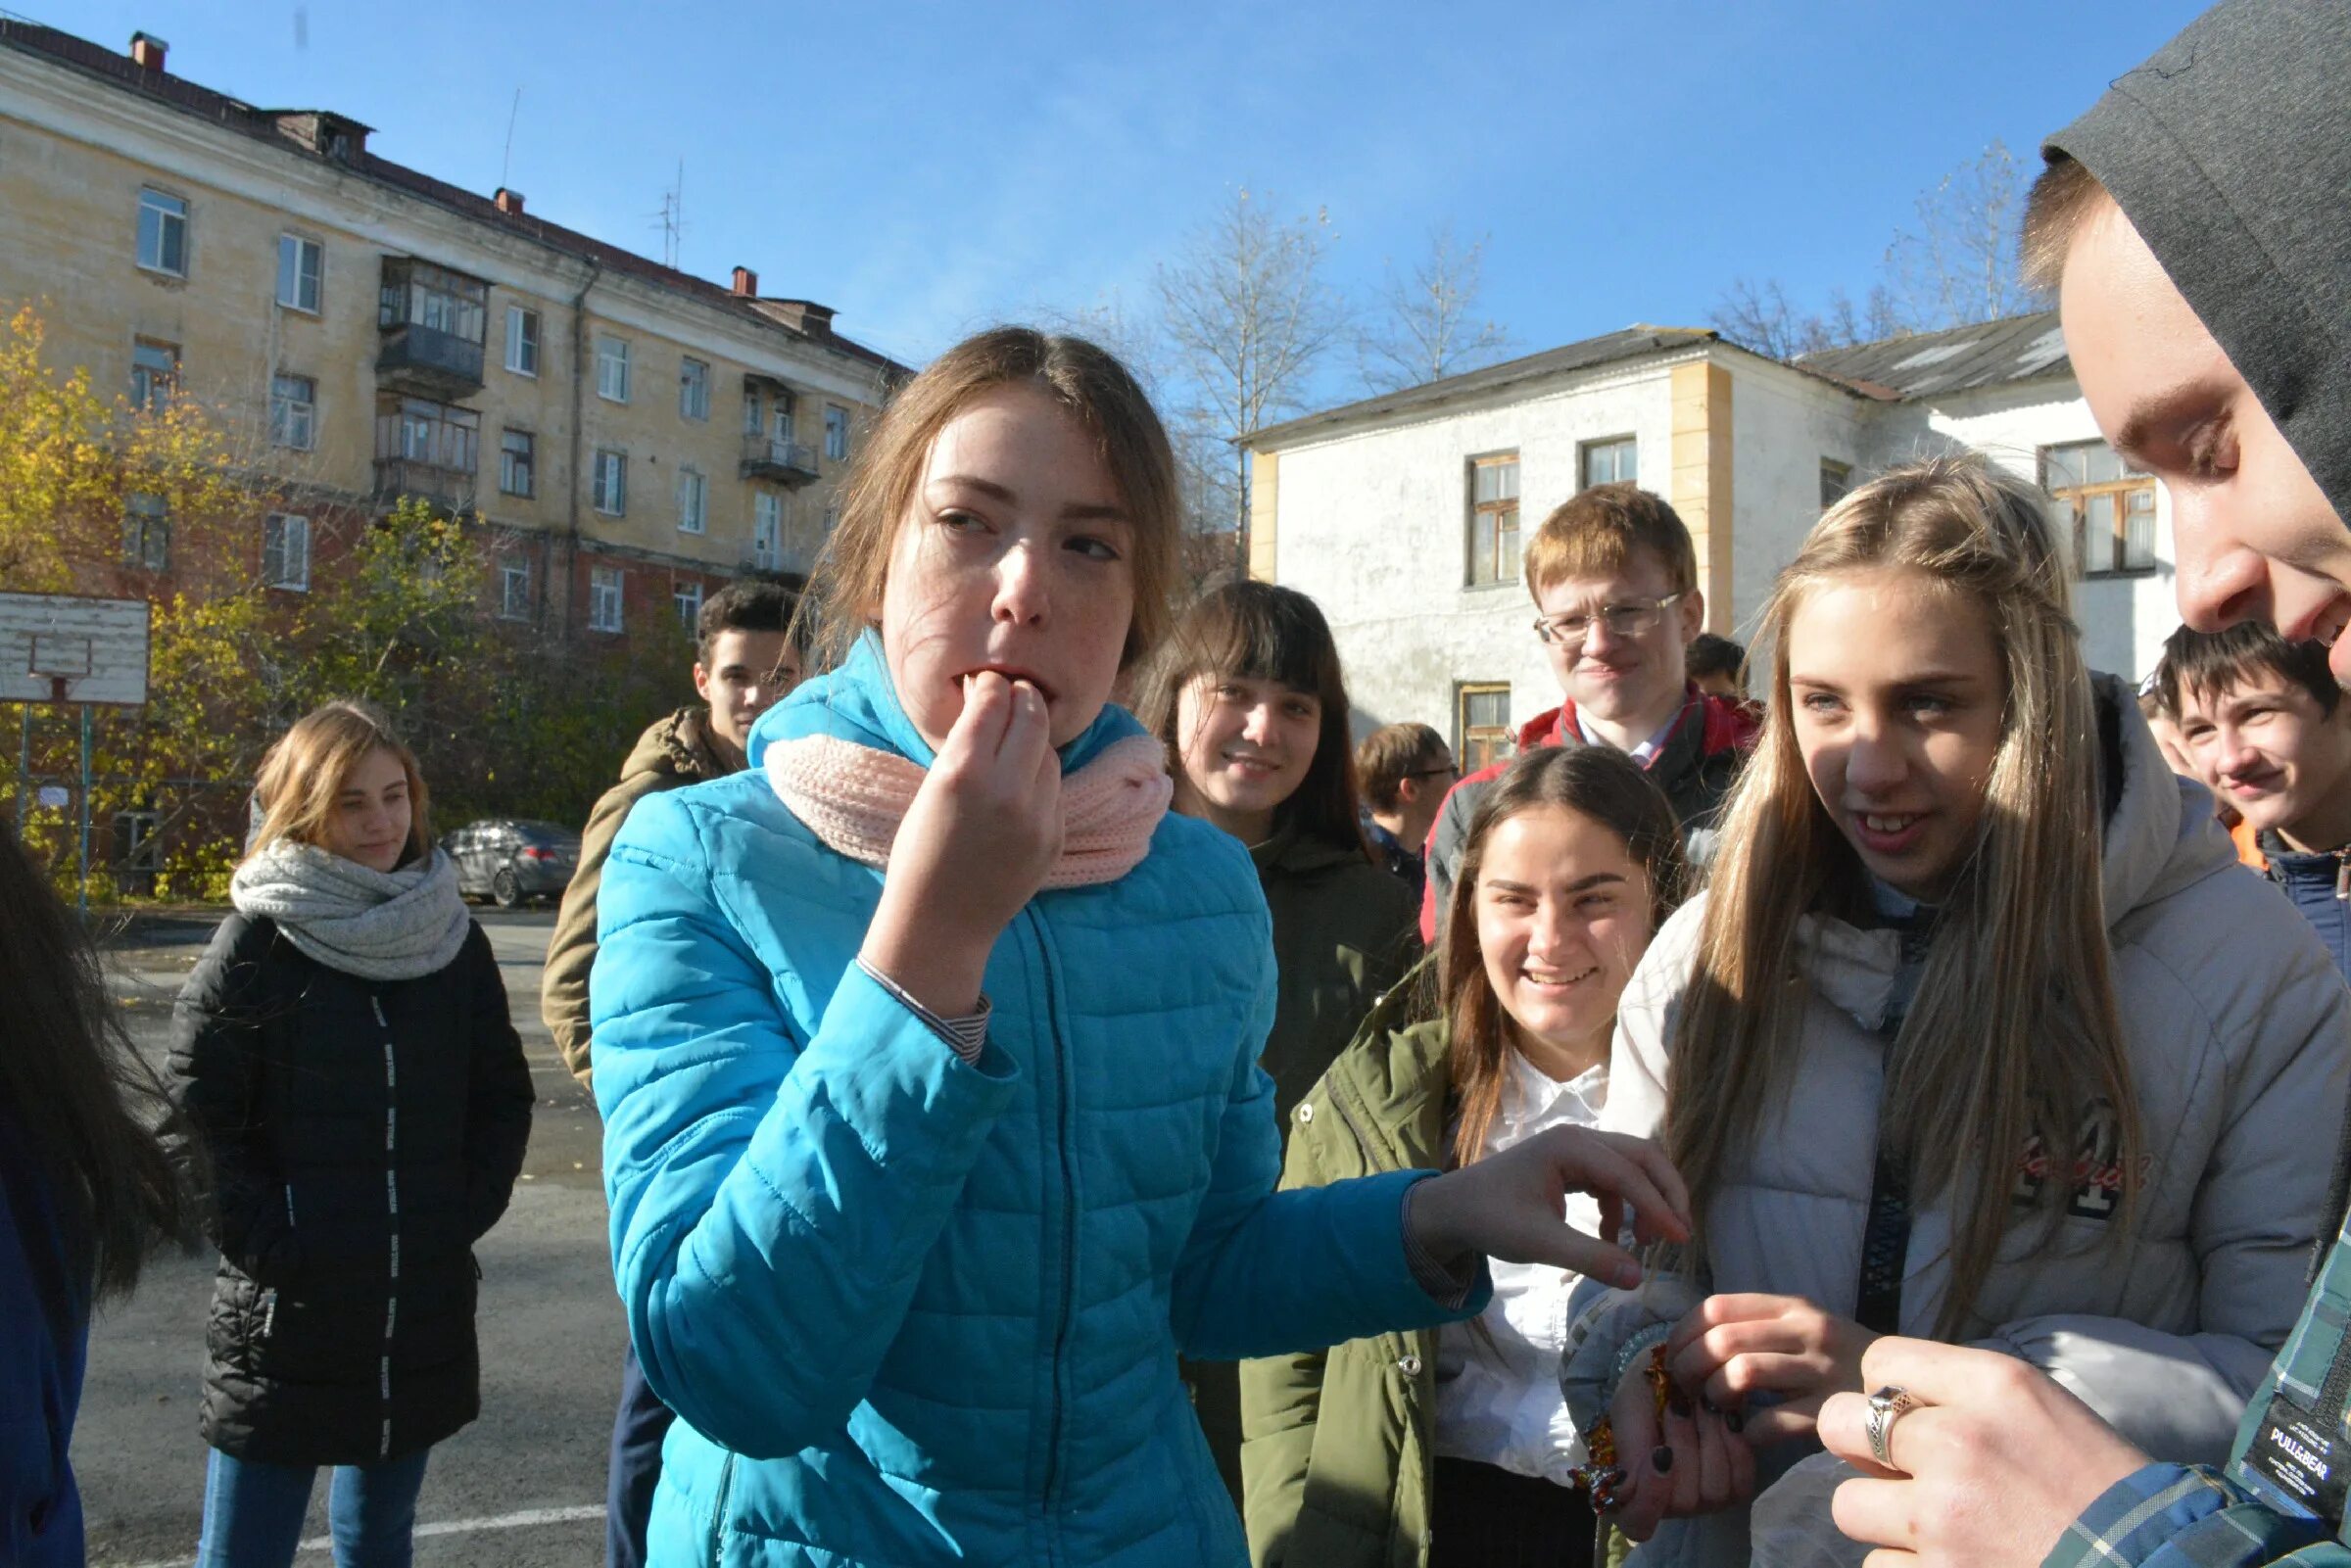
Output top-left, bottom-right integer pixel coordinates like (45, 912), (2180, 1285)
(377, 323), (485, 401)
(373, 457), (477, 514)
(741, 433), (821, 486)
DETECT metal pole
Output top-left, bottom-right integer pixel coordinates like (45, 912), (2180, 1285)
(78, 702), (91, 918)
(13, 703), (26, 838)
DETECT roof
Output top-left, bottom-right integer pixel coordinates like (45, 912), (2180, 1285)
(1797, 309), (2069, 400)
(1250, 308), (2077, 452)
(1248, 326), (1720, 450)
(0, 17), (914, 383)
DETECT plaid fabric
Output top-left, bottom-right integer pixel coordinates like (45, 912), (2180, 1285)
(2040, 1220), (2351, 1566)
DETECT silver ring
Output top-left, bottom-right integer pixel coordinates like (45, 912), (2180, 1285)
(1864, 1385), (1921, 1468)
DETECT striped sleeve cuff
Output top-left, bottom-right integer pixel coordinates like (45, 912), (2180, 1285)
(854, 959), (992, 1064)
(1399, 1176), (1477, 1310)
(2043, 1463), (2326, 1568)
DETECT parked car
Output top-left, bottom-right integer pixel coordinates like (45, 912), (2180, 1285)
(443, 819), (581, 908)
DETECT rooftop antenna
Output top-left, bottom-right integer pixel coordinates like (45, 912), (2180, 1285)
(652, 159), (686, 268)
(500, 87), (521, 191)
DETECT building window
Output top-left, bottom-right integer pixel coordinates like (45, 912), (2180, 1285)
(589, 565), (624, 633)
(276, 234), (322, 312)
(753, 493), (783, 569)
(269, 374), (316, 451)
(678, 466), (707, 534)
(263, 513), (311, 592)
(129, 339), (177, 413)
(823, 500), (840, 535)
(500, 429), (535, 498)
(593, 449), (627, 515)
(680, 357), (710, 420)
(1458, 683), (1514, 774)
(1468, 452), (1521, 586)
(500, 557), (532, 620)
(824, 404), (850, 461)
(597, 336), (631, 403)
(376, 397), (479, 471)
(1820, 457), (1853, 509)
(136, 188), (187, 276)
(378, 260), (486, 344)
(1579, 435), (1637, 490)
(674, 580), (704, 629)
(2044, 440), (2158, 576)
(121, 494), (169, 571)
(743, 384), (763, 436)
(505, 306), (540, 376)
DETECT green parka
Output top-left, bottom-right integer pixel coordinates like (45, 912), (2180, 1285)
(1248, 827), (1420, 1126)
(1239, 1011), (1450, 1568)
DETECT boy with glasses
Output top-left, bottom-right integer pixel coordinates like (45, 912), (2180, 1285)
(1419, 482), (1757, 939)
(1355, 721), (1457, 902)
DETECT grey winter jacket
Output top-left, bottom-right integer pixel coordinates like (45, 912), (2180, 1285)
(1570, 685), (2351, 1567)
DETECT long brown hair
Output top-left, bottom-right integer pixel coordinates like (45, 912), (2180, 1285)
(0, 830), (194, 1305)
(1663, 455), (2138, 1339)
(1133, 581), (1368, 855)
(249, 700), (433, 866)
(1441, 746), (1686, 1166)
(803, 326), (1181, 672)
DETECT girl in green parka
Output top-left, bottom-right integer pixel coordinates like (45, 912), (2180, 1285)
(1240, 745), (1710, 1568)
(1137, 581), (1422, 1504)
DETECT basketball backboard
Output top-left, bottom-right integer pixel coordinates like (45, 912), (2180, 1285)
(0, 592), (150, 705)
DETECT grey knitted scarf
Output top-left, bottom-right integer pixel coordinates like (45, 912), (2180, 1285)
(229, 840), (471, 981)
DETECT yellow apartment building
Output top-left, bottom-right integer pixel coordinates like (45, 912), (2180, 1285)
(0, 20), (908, 640)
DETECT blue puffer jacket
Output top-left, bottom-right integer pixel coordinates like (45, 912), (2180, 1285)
(594, 635), (1486, 1567)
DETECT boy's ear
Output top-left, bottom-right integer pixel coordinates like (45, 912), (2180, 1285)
(1677, 589), (1706, 645)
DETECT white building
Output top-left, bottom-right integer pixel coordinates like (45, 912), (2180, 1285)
(1246, 311), (2172, 767)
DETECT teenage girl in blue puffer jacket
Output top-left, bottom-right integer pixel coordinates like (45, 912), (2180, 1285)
(589, 327), (1692, 1567)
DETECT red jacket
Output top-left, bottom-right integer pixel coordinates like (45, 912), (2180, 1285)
(1417, 688), (1760, 941)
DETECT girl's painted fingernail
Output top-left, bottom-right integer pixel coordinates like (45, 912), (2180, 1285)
(1725, 1409), (1745, 1435)
(1652, 1446), (1674, 1474)
(1668, 1389), (1694, 1419)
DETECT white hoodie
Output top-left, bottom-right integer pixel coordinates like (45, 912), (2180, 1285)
(1582, 682), (2351, 1567)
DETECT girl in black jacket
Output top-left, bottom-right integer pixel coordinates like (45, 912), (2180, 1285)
(170, 700), (533, 1568)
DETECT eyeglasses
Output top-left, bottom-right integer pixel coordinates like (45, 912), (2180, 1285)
(1532, 592), (1689, 648)
(1405, 762), (1459, 781)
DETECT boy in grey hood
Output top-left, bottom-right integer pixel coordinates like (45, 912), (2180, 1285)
(1805, 3), (2351, 1565)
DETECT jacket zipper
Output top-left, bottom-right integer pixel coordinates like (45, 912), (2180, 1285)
(1029, 906), (1077, 1564)
(707, 1451), (738, 1568)
(374, 991), (401, 1460)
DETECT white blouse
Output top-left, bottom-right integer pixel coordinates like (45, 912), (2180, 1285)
(1431, 1046), (1607, 1485)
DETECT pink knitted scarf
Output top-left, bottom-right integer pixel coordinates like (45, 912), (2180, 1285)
(765, 732), (1173, 889)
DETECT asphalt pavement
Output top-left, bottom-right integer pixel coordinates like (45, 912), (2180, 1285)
(81, 907), (623, 1567)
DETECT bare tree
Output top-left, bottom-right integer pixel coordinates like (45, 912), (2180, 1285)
(1709, 277), (1902, 359)
(1358, 224), (1514, 392)
(1153, 187), (1349, 572)
(1884, 139), (2035, 330)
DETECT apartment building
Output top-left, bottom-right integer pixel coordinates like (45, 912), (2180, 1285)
(0, 21), (908, 638)
(1246, 311), (2167, 764)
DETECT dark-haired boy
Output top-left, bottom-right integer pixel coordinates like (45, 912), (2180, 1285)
(542, 574), (800, 1568)
(1355, 721), (1454, 902)
(2163, 623), (2351, 974)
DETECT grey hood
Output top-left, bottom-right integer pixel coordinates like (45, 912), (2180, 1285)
(2044, 0), (2351, 522)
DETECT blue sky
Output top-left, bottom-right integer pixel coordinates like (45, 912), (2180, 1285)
(57, 0), (2207, 401)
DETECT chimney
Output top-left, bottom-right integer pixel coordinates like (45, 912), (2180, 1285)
(495, 188), (526, 216)
(731, 266), (758, 298)
(129, 31), (169, 71)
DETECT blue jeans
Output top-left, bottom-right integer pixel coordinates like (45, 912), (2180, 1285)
(195, 1446), (432, 1568)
